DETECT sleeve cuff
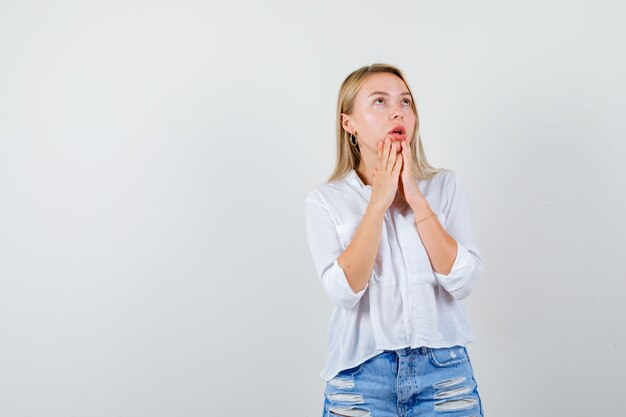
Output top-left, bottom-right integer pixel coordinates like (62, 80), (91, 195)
(326, 258), (368, 309)
(433, 241), (473, 295)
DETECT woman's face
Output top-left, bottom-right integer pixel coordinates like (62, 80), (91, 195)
(342, 72), (417, 156)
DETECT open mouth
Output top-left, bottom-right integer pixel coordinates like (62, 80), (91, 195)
(388, 127), (407, 141)
(388, 125), (406, 138)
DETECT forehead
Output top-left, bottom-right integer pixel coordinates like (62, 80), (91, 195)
(358, 72), (409, 97)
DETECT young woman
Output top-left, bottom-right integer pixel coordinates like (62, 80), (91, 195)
(304, 64), (486, 417)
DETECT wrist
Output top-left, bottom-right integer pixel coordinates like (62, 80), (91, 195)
(366, 201), (387, 218)
(409, 198), (431, 215)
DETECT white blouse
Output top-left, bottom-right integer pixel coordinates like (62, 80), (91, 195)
(304, 168), (484, 382)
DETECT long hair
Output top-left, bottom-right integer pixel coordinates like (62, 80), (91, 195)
(327, 63), (447, 183)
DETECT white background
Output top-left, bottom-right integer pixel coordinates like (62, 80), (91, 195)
(1, 0), (624, 416)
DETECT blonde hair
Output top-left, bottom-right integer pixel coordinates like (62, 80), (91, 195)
(327, 63), (447, 183)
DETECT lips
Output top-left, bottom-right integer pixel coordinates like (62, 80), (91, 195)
(388, 125), (407, 140)
(388, 125), (406, 135)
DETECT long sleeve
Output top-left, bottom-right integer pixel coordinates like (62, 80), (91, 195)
(304, 196), (368, 310)
(432, 172), (485, 300)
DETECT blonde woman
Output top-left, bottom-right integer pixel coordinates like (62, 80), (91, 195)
(304, 64), (486, 417)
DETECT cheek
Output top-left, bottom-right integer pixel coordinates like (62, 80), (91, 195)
(360, 115), (387, 135)
(361, 113), (381, 125)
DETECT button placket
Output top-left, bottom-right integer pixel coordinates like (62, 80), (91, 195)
(386, 207), (414, 345)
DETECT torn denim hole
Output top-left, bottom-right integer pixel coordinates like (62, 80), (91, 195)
(327, 393), (364, 404)
(434, 396), (477, 412)
(433, 385), (472, 399)
(328, 377), (355, 389)
(433, 376), (466, 389)
(329, 407), (372, 417)
(448, 347), (465, 358)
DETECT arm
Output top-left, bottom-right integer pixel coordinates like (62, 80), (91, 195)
(410, 172), (485, 300)
(304, 196), (386, 309)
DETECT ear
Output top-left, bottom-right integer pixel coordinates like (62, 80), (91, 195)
(340, 113), (353, 133)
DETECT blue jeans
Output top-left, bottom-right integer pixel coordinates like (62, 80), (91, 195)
(322, 346), (485, 417)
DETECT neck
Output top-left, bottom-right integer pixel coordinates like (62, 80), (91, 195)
(355, 153), (378, 187)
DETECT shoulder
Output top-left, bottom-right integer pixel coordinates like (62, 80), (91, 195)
(426, 170), (470, 209)
(441, 169), (461, 190)
(424, 169), (459, 192)
(304, 176), (349, 208)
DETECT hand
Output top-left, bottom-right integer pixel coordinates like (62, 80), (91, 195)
(370, 137), (402, 211)
(399, 139), (426, 208)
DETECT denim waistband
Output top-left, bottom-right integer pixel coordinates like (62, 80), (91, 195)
(383, 346), (430, 356)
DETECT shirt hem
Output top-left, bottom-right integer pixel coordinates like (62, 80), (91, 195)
(320, 338), (475, 382)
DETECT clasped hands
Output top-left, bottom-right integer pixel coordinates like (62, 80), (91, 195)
(371, 137), (427, 211)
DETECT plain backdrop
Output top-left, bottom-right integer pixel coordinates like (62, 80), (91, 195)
(1, 0), (624, 416)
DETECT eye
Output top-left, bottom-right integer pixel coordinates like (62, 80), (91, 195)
(374, 97), (385, 104)
(403, 98), (412, 105)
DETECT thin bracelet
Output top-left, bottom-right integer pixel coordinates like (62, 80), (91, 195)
(415, 210), (436, 225)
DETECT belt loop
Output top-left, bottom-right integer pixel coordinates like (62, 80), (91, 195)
(421, 346), (428, 355)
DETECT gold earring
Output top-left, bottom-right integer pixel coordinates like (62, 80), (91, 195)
(350, 131), (358, 146)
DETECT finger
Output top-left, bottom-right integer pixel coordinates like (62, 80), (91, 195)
(387, 143), (398, 174)
(394, 142), (403, 166)
(386, 141), (396, 172)
(377, 141), (383, 171)
(401, 141), (410, 167)
(400, 141), (407, 163)
(393, 151), (403, 177)
(383, 138), (392, 171)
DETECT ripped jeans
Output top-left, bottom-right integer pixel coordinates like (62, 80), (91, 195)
(322, 346), (485, 417)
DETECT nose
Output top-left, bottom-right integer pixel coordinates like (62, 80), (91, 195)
(390, 102), (405, 119)
(390, 107), (404, 120)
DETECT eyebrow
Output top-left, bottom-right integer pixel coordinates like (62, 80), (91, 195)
(368, 91), (412, 97)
